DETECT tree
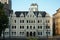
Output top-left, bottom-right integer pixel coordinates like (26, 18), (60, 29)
(0, 2), (9, 37)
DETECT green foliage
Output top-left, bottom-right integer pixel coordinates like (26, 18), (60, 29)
(0, 2), (9, 36)
(28, 37), (37, 40)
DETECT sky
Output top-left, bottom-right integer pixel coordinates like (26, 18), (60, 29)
(12, 0), (60, 16)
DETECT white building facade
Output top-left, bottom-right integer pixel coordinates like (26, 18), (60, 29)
(4, 3), (53, 38)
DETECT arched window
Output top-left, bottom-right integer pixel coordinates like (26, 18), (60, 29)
(30, 32), (32, 36)
(33, 32), (36, 37)
(26, 32), (29, 37)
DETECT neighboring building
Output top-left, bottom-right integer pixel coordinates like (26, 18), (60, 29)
(0, 0), (11, 9)
(53, 8), (60, 35)
(4, 3), (53, 38)
(0, 0), (12, 16)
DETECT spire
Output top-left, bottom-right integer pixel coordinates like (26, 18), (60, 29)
(29, 3), (38, 11)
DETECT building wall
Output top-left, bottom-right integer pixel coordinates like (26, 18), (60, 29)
(4, 16), (53, 38)
(8, 12), (52, 38)
(53, 8), (60, 35)
(0, 0), (12, 17)
(0, 0), (11, 9)
(4, 3), (53, 38)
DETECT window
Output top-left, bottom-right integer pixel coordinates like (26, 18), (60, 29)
(14, 20), (16, 23)
(5, 32), (9, 35)
(20, 26), (21, 28)
(20, 26), (24, 29)
(12, 26), (16, 29)
(46, 26), (50, 29)
(33, 32), (36, 36)
(27, 26), (29, 29)
(20, 32), (24, 35)
(38, 20), (42, 23)
(27, 20), (35, 23)
(38, 32), (42, 35)
(27, 20), (28, 23)
(20, 20), (24, 23)
(38, 20), (39, 23)
(12, 32), (16, 35)
(48, 20), (49, 23)
(33, 26), (35, 29)
(30, 26), (32, 29)
(46, 32), (50, 35)
(22, 20), (24, 23)
(26, 32), (29, 37)
(38, 26), (42, 29)
(31, 20), (35, 23)
(46, 20), (50, 23)
(22, 26), (24, 29)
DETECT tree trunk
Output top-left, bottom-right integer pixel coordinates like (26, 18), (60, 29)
(0, 30), (2, 37)
(0, 33), (1, 40)
(0, 33), (1, 37)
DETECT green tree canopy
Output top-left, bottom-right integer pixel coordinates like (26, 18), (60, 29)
(0, 2), (9, 36)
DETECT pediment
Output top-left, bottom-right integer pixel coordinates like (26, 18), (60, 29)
(26, 11), (36, 18)
(38, 13), (42, 17)
(20, 13), (24, 17)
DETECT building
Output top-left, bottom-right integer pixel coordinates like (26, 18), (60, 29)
(4, 3), (53, 38)
(0, 0), (12, 16)
(53, 8), (60, 35)
(0, 0), (11, 9)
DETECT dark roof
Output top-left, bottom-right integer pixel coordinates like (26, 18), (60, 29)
(40, 11), (46, 17)
(15, 11), (28, 17)
(15, 11), (49, 17)
(34, 11), (47, 17)
(31, 3), (38, 6)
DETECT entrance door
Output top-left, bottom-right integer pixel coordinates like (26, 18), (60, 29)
(30, 32), (32, 36)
